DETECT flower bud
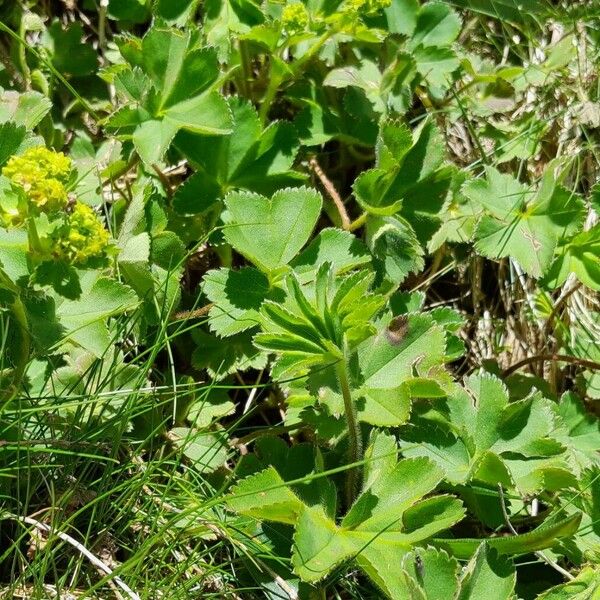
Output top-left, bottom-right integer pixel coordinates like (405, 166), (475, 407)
(282, 2), (309, 35)
(50, 202), (110, 267)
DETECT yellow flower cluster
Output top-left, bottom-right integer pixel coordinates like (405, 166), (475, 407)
(1, 146), (111, 268)
(50, 203), (110, 267)
(345, 0), (391, 16)
(282, 2), (309, 35)
(3, 146), (71, 214)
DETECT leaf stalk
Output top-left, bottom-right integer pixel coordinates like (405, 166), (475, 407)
(335, 356), (362, 508)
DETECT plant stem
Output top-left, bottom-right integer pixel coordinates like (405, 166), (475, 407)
(258, 76), (281, 125)
(502, 353), (600, 377)
(238, 39), (252, 98)
(349, 212), (367, 231)
(309, 157), (350, 230)
(98, 0), (108, 52)
(27, 216), (43, 257)
(335, 356), (362, 508)
(17, 15), (31, 89)
(259, 31), (334, 125)
(0, 295), (31, 406)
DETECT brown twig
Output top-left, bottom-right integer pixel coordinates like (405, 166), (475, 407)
(502, 353), (600, 377)
(169, 303), (213, 322)
(309, 157), (350, 230)
(151, 164), (173, 199)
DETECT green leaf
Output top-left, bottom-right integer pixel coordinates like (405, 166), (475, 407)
(113, 187), (184, 322)
(109, 27), (233, 165)
(358, 314), (446, 390)
(257, 266), (385, 384)
(292, 505), (354, 582)
(162, 92), (232, 135)
(294, 97), (378, 147)
(108, 0), (149, 22)
(427, 171), (475, 250)
(553, 392), (600, 472)
(186, 388), (235, 429)
(222, 187), (322, 273)
(32, 261), (81, 300)
(456, 544), (515, 600)
(0, 123), (28, 167)
(543, 225), (600, 291)
(362, 430), (398, 490)
(203, 0), (264, 60)
(410, 3), (461, 48)
(171, 170), (222, 216)
(0, 228), (29, 282)
(113, 67), (152, 104)
(117, 189), (151, 264)
(175, 98), (304, 201)
(132, 118), (179, 166)
(558, 467), (600, 564)
(433, 512), (582, 559)
(308, 372), (446, 428)
(367, 216), (425, 286)
(228, 466), (304, 525)
(290, 228), (371, 284)
(228, 439), (464, 595)
(445, 0), (546, 24)
(566, 314), (600, 399)
(45, 21), (98, 76)
(0, 89), (52, 129)
(464, 167), (585, 277)
(141, 28), (196, 107)
(401, 373), (569, 493)
(402, 547), (459, 599)
(236, 436), (337, 516)
(55, 276), (138, 356)
(151, 231), (185, 270)
(413, 45), (460, 88)
(169, 427), (228, 473)
(292, 456), (464, 588)
(191, 328), (267, 379)
(354, 120), (447, 216)
(324, 61), (385, 113)
(384, 0), (419, 36)
(154, 0), (197, 24)
(202, 267), (274, 336)
(538, 567), (600, 599)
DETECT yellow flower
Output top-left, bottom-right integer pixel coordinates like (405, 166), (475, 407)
(2, 146), (71, 214)
(345, 0), (391, 17)
(282, 2), (309, 35)
(50, 202), (110, 267)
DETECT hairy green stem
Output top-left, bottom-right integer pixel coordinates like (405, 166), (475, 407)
(336, 357), (362, 508)
(259, 31), (335, 125)
(27, 216), (43, 256)
(17, 15), (31, 89)
(349, 212), (367, 231)
(238, 39), (252, 98)
(258, 76), (281, 125)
